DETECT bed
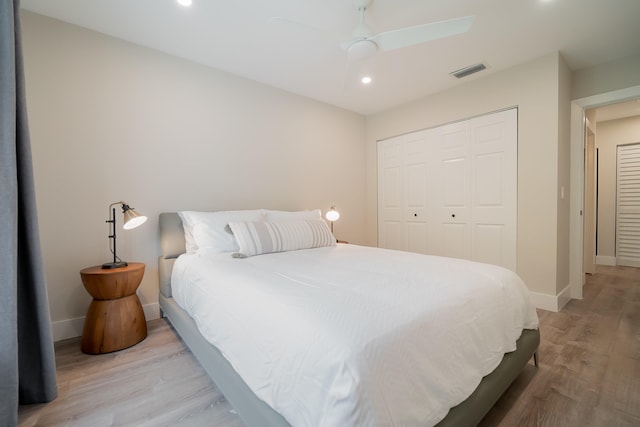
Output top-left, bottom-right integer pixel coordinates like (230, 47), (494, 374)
(158, 211), (539, 427)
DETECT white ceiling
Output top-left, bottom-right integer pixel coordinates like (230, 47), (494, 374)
(20, 0), (640, 115)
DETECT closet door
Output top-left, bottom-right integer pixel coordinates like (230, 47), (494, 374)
(378, 138), (404, 250)
(431, 121), (472, 260)
(377, 108), (517, 271)
(616, 143), (640, 267)
(378, 133), (430, 253)
(469, 109), (518, 269)
(404, 133), (429, 254)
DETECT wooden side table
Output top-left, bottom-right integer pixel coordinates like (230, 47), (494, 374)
(80, 262), (147, 354)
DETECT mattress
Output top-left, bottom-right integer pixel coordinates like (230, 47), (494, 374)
(171, 244), (539, 427)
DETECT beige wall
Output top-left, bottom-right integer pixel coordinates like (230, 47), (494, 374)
(22, 12), (367, 339)
(365, 53), (565, 306)
(556, 55), (572, 295)
(25, 10), (639, 337)
(572, 54), (640, 100)
(595, 116), (640, 258)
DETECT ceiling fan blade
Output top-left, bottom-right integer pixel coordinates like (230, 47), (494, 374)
(372, 15), (475, 51)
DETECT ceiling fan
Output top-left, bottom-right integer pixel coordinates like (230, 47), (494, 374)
(342, 0), (475, 62)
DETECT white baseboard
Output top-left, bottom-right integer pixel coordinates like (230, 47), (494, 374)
(596, 256), (616, 266)
(51, 302), (160, 342)
(51, 316), (85, 342)
(556, 284), (572, 311)
(143, 303), (161, 324)
(529, 284), (571, 312)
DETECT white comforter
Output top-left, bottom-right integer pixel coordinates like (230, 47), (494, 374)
(172, 244), (538, 427)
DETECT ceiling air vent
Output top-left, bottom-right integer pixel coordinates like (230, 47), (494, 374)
(450, 63), (487, 79)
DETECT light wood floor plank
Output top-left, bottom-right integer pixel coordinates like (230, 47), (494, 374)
(19, 265), (640, 426)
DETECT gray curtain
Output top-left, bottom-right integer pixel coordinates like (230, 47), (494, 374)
(1, 1), (58, 425)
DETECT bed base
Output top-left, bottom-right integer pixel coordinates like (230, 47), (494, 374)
(159, 292), (289, 427)
(157, 212), (539, 427)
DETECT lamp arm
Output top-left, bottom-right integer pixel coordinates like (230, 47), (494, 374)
(103, 200), (145, 269)
(104, 201), (126, 268)
(108, 201), (126, 212)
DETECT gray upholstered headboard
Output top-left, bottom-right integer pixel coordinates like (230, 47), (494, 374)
(158, 212), (186, 298)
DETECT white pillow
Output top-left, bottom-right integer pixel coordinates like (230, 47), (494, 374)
(179, 210), (265, 253)
(227, 219), (336, 257)
(178, 212), (198, 254)
(264, 209), (321, 222)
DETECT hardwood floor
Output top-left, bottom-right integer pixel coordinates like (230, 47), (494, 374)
(19, 265), (640, 426)
(18, 320), (244, 427)
(480, 265), (640, 427)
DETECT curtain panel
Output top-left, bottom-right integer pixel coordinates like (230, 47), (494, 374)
(1, 1), (57, 425)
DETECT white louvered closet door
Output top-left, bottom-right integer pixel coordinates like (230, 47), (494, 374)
(616, 143), (640, 267)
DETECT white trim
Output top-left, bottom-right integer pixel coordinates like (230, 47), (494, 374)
(51, 315), (85, 342)
(569, 85), (640, 300)
(596, 255), (616, 266)
(557, 284), (572, 311)
(529, 284), (572, 312)
(51, 302), (160, 342)
(143, 302), (161, 324)
(529, 292), (559, 312)
(570, 102), (586, 299)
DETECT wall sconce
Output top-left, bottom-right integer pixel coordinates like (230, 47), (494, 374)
(325, 206), (340, 234)
(102, 201), (147, 269)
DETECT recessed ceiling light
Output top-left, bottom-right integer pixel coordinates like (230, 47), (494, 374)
(361, 76), (372, 85)
(177, 0), (192, 6)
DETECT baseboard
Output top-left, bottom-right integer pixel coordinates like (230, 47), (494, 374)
(596, 256), (616, 266)
(51, 315), (85, 342)
(556, 284), (572, 311)
(529, 284), (571, 312)
(51, 302), (160, 342)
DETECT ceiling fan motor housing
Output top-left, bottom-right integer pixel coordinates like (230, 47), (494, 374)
(348, 39), (378, 61)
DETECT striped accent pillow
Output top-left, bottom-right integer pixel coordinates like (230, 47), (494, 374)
(227, 219), (336, 257)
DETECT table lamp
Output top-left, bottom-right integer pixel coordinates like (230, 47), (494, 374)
(102, 201), (147, 269)
(325, 206), (340, 234)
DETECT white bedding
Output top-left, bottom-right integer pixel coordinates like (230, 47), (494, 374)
(172, 244), (539, 427)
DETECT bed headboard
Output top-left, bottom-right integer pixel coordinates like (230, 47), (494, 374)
(158, 212), (186, 298)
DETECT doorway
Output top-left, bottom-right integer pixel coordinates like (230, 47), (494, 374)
(570, 85), (640, 299)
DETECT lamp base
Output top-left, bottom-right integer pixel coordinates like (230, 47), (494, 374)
(102, 261), (128, 269)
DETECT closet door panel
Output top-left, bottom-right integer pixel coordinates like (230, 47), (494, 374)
(443, 223), (470, 259)
(378, 139), (404, 250)
(434, 122), (471, 257)
(470, 109), (517, 269)
(405, 135), (429, 253)
(474, 224), (504, 266)
(474, 152), (503, 205)
(407, 222), (428, 254)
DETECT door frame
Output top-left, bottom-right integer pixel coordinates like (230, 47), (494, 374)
(583, 127), (596, 275)
(569, 84), (640, 299)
